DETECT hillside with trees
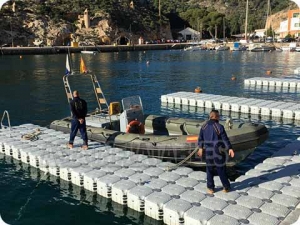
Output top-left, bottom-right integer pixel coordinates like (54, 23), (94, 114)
(0, 0), (296, 46)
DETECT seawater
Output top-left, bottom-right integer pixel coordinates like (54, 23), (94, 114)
(0, 50), (300, 224)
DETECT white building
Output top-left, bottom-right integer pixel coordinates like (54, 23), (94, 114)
(178, 27), (201, 41)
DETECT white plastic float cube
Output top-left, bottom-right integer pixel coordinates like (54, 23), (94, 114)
(283, 81), (290, 88)
(262, 79), (269, 86)
(184, 206), (215, 225)
(29, 151), (49, 168)
(161, 184), (186, 197)
(145, 192), (172, 220)
(111, 179), (136, 205)
(174, 96), (182, 105)
(20, 147), (40, 164)
(4, 142), (13, 156)
(282, 109), (295, 119)
(290, 81), (297, 88)
(212, 101), (222, 110)
(71, 166), (93, 187)
(83, 169), (107, 192)
(196, 99), (205, 108)
(48, 158), (70, 177)
(60, 161), (81, 182)
(256, 79), (263, 86)
(222, 102), (231, 111)
(127, 185), (153, 212)
(260, 106), (271, 116)
(39, 155), (60, 173)
(231, 103), (241, 112)
(161, 95), (168, 103)
(5, 141), (23, 156)
(269, 79), (276, 86)
(244, 79), (251, 85)
(249, 79), (256, 85)
(97, 174), (121, 198)
(275, 80), (282, 87)
(295, 110), (300, 120)
(163, 199), (192, 225)
(12, 144), (31, 160)
(188, 96), (201, 107)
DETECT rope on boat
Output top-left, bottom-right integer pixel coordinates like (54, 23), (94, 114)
(165, 146), (199, 171)
(21, 129), (42, 141)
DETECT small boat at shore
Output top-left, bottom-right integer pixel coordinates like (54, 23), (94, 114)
(81, 50), (98, 55)
(50, 72), (268, 167)
(248, 43), (276, 52)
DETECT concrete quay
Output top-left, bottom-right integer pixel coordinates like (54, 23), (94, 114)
(0, 43), (186, 55)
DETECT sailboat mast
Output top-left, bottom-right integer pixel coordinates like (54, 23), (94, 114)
(245, 0), (249, 41)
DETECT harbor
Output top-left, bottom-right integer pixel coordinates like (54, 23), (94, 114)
(0, 50), (300, 224)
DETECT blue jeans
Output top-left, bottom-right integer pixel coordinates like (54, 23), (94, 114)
(205, 149), (230, 190)
(69, 119), (88, 146)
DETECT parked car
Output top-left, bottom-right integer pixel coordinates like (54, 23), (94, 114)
(283, 38), (296, 42)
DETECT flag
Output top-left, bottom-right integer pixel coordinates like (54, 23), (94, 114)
(65, 54), (71, 75)
(80, 56), (88, 74)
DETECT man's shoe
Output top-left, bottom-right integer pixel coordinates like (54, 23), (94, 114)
(207, 188), (215, 194)
(67, 143), (73, 149)
(223, 188), (230, 193)
(81, 145), (88, 150)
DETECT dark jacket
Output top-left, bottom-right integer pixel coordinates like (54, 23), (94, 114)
(70, 97), (87, 119)
(198, 119), (232, 153)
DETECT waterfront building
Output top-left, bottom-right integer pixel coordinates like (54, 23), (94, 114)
(279, 9), (300, 38)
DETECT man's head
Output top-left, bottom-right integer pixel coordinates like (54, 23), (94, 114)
(209, 110), (220, 120)
(73, 90), (79, 97)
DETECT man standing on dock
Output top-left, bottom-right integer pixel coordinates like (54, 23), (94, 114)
(197, 110), (234, 194)
(68, 90), (88, 150)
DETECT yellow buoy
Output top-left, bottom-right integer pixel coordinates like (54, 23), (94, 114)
(19, 55), (23, 59)
(266, 70), (272, 75)
(194, 87), (202, 93)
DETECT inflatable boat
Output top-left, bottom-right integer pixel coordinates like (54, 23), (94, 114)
(50, 72), (268, 167)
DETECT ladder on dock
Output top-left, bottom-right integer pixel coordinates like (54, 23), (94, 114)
(63, 73), (109, 114)
(1, 110), (11, 137)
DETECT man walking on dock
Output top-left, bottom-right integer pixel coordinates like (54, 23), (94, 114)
(68, 90), (88, 150)
(197, 110), (234, 193)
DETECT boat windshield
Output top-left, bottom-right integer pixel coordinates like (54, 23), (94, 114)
(122, 95), (143, 111)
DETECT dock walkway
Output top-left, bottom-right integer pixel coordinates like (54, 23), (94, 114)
(244, 77), (300, 89)
(0, 124), (299, 225)
(161, 92), (300, 120)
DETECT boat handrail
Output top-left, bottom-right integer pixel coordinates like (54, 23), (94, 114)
(1, 110), (11, 131)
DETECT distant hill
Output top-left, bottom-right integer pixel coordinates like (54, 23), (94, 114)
(0, 0), (296, 46)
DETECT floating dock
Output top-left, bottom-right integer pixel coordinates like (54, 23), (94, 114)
(0, 124), (300, 224)
(244, 77), (300, 88)
(161, 92), (300, 120)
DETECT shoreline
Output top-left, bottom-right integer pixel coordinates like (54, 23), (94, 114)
(0, 43), (188, 55)
(0, 42), (294, 55)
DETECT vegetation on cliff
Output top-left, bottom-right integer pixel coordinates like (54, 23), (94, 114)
(0, 0), (296, 46)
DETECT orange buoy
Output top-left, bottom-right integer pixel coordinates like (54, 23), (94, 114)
(266, 70), (272, 75)
(19, 55), (23, 59)
(194, 87), (202, 93)
(231, 75), (236, 81)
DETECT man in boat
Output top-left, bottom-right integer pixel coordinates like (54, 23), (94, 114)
(197, 110), (234, 193)
(68, 90), (88, 150)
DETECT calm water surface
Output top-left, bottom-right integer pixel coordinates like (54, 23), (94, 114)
(0, 50), (300, 224)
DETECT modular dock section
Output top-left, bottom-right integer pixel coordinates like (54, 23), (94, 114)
(244, 77), (300, 89)
(0, 124), (300, 225)
(161, 92), (300, 120)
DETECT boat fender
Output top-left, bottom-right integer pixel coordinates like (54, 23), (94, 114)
(126, 120), (145, 134)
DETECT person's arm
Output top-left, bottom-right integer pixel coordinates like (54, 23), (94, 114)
(220, 125), (234, 157)
(197, 128), (204, 157)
